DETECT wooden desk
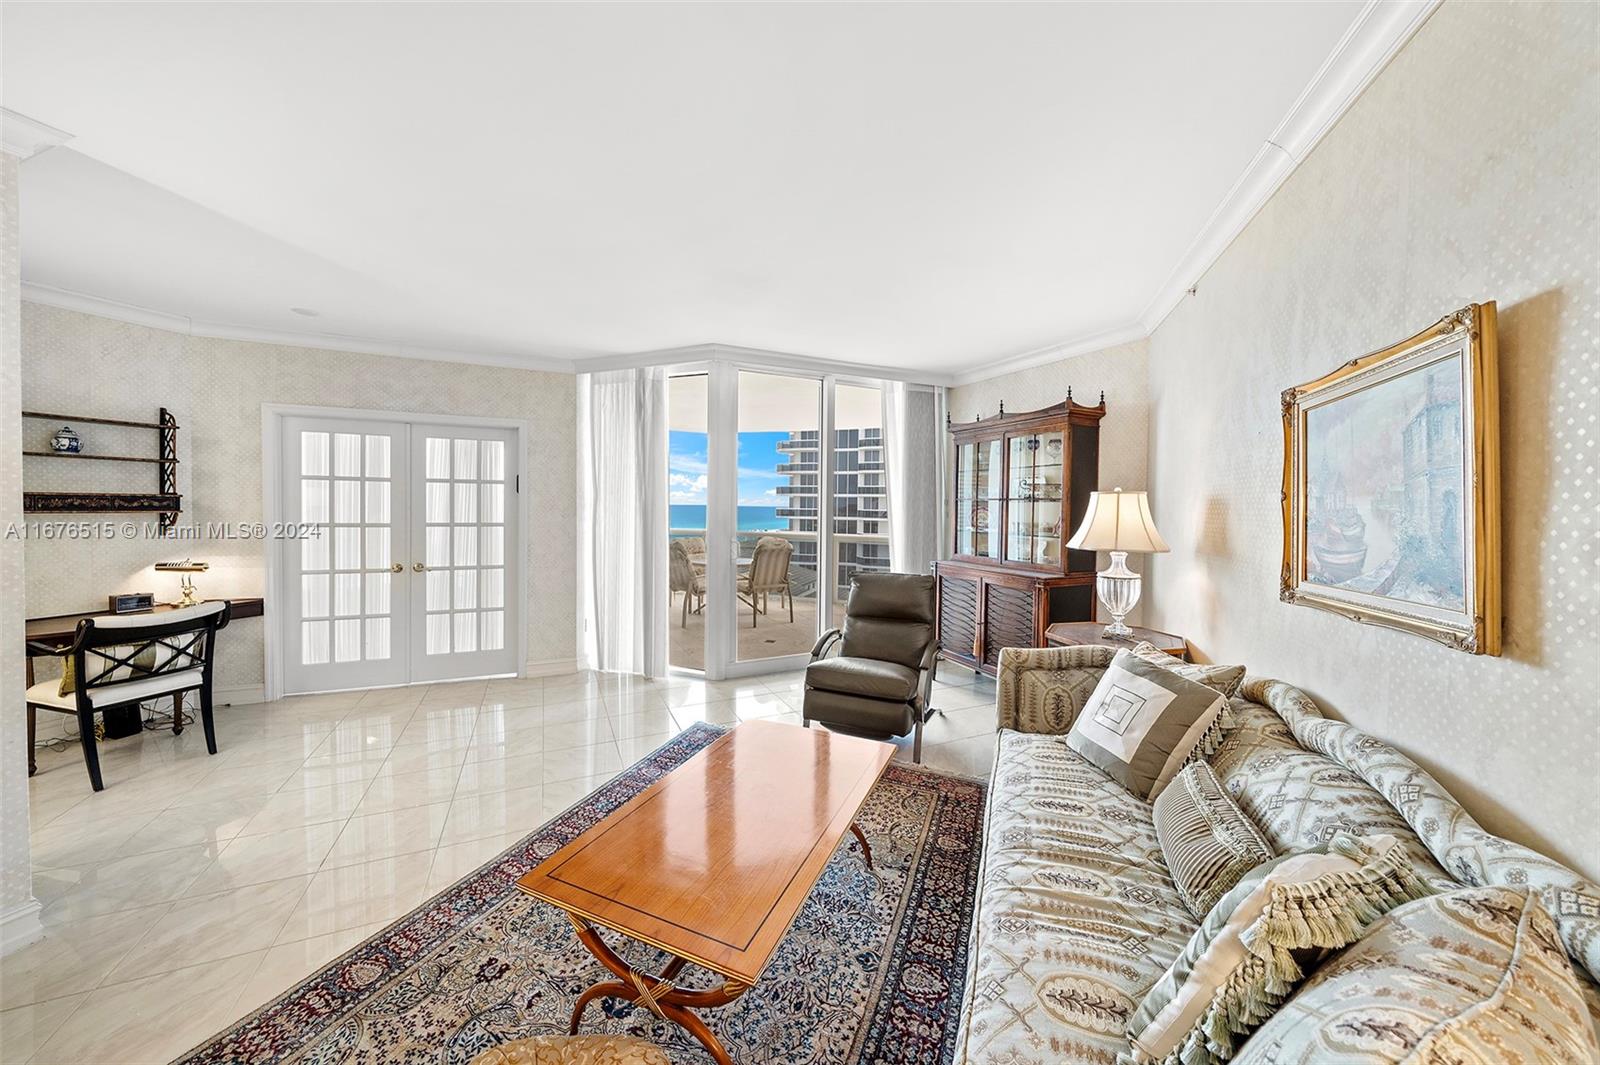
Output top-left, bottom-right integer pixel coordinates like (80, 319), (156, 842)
(516, 719), (892, 1064)
(1044, 620), (1189, 660)
(26, 598), (264, 737)
(26, 597), (264, 646)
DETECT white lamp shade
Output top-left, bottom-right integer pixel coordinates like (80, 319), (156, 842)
(1066, 488), (1170, 553)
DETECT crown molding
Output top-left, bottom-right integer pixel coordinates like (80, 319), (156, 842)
(1, 108), (73, 160)
(20, 283), (953, 384)
(945, 320), (1149, 387)
(20, 282), (578, 374)
(581, 341), (956, 387)
(1135, 0), (1441, 336)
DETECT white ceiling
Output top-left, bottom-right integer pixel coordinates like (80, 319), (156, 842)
(4, 2), (1383, 380)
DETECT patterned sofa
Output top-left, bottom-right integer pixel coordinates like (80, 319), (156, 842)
(951, 645), (1600, 1064)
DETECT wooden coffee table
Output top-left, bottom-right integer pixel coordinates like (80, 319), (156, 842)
(515, 719), (894, 1064)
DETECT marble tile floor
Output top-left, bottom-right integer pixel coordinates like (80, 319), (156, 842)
(4, 664), (997, 1064)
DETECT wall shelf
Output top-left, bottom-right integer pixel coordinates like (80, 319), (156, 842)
(23, 492), (183, 514)
(21, 409), (182, 531)
(23, 450), (177, 464)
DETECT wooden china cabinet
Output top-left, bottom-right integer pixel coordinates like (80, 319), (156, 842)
(935, 393), (1105, 676)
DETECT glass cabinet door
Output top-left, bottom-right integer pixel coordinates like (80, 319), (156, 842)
(1004, 430), (1066, 566)
(955, 438), (1002, 558)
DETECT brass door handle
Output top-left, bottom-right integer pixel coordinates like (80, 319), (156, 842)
(391, 563), (404, 573)
(413, 562), (426, 572)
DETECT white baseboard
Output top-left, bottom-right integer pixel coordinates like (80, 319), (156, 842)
(0, 898), (44, 956)
(523, 658), (579, 679)
(215, 685), (267, 706)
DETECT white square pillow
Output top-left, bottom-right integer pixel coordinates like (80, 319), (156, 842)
(1066, 648), (1228, 800)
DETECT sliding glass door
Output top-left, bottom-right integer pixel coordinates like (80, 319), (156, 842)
(732, 370), (822, 664)
(667, 366), (890, 678)
(667, 373), (709, 671)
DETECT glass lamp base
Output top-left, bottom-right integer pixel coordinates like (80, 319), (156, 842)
(1095, 552), (1143, 643)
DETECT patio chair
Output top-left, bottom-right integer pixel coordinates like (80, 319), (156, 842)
(737, 535), (793, 627)
(669, 539), (706, 627)
(25, 600), (232, 791)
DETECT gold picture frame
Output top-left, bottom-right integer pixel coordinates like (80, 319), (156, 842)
(1281, 304), (1500, 655)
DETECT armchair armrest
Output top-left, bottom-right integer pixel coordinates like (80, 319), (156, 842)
(994, 644), (1116, 735)
(810, 628), (843, 661)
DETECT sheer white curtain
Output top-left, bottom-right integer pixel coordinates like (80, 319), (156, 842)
(576, 367), (669, 677)
(882, 382), (943, 575)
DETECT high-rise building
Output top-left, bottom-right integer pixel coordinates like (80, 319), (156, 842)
(775, 427), (890, 595)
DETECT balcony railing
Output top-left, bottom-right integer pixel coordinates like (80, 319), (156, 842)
(665, 527), (902, 601)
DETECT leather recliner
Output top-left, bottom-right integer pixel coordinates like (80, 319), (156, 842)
(803, 572), (938, 762)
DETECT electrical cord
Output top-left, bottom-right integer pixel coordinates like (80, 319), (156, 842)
(30, 698), (195, 756)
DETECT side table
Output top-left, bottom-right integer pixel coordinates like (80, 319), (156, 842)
(1043, 621), (1189, 661)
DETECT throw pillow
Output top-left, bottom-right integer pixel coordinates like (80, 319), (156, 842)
(1129, 640), (1246, 699)
(58, 643), (160, 696)
(1066, 649), (1229, 800)
(1124, 833), (1432, 1065)
(1233, 886), (1600, 1065)
(1154, 761), (1275, 920)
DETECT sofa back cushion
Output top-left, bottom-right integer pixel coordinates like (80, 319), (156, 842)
(1234, 886), (1600, 1064)
(1128, 640), (1246, 699)
(1210, 699), (1452, 892)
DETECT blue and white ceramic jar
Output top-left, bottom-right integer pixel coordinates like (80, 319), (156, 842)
(50, 425), (82, 453)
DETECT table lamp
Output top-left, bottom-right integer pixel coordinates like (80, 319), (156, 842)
(1066, 488), (1169, 640)
(155, 559), (209, 607)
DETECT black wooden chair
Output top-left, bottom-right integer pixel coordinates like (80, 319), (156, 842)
(25, 601), (232, 791)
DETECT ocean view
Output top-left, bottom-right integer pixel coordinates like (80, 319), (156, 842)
(669, 504), (786, 533)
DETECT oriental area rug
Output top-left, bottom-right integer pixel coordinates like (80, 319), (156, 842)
(175, 723), (988, 1065)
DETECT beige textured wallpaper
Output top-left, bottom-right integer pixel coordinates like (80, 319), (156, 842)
(1145, 1), (1598, 878)
(946, 338), (1151, 623)
(19, 304), (578, 711)
(2, 153), (38, 929)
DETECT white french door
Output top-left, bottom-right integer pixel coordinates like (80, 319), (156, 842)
(280, 415), (519, 694)
(409, 426), (518, 682)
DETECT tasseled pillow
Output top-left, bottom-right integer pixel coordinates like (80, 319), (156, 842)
(1123, 833), (1432, 1065)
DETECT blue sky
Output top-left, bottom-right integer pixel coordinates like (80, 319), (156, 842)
(669, 429), (789, 507)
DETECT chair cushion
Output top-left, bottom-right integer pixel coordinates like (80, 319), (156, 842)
(1066, 650), (1228, 800)
(470, 1035), (670, 1065)
(26, 668), (206, 711)
(807, 656), (919, 700)
(1234, 886), (1600, 1065)
(839, 573), (935, 670)
(802, 689), (916, 737)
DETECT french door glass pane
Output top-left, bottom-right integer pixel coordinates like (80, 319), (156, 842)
(302, 620), (329, 665)
(301, 432), (330, 476)
(422, 432), (507, 658)
(296, 427), (400, 672)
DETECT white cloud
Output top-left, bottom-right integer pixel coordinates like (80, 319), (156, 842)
(669, 472), (707, 504)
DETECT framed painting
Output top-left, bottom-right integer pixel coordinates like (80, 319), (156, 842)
(1281, 303), (1500, 655)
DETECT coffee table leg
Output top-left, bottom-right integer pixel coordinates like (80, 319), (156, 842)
(849, 822), (874, 870)
(566, 916), (749, 1065)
